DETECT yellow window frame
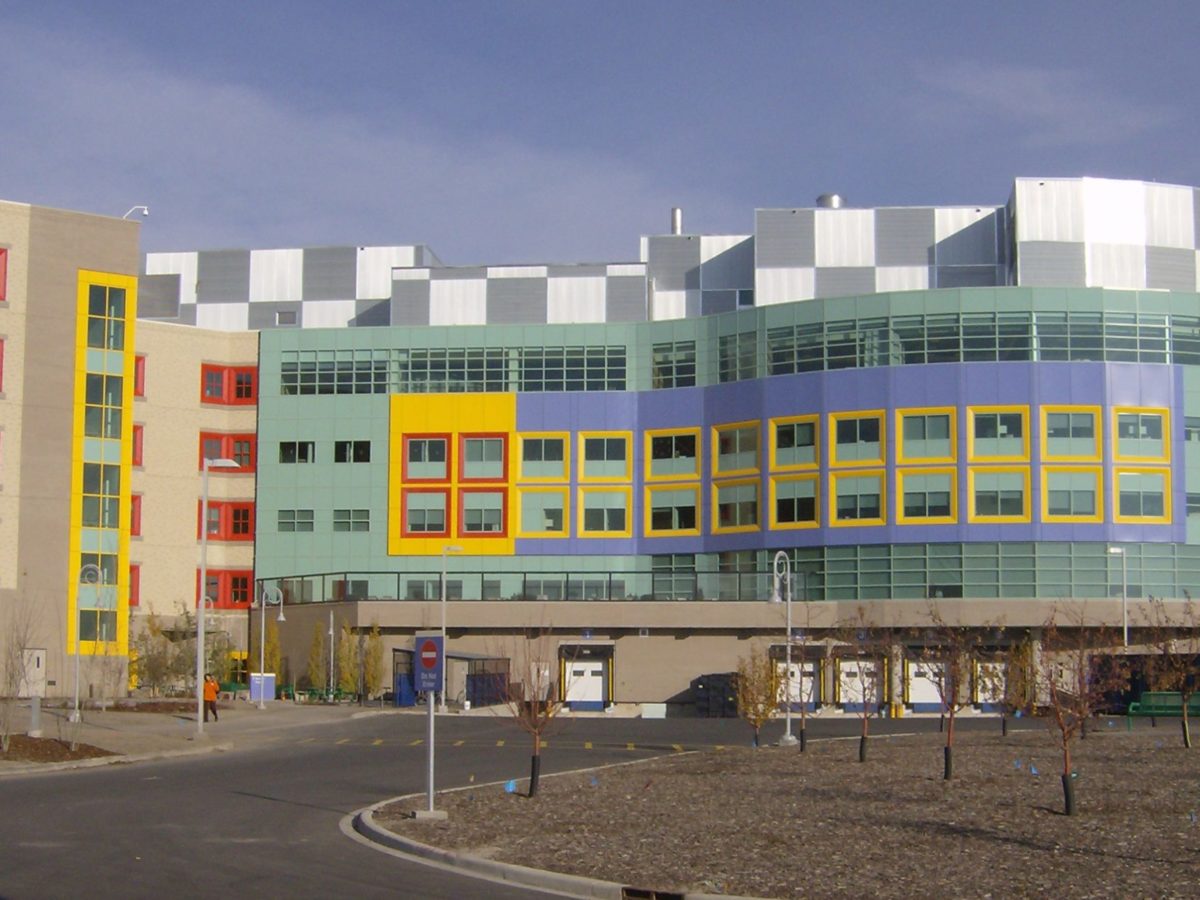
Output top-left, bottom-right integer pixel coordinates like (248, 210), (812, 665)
(517, 431), (570, 482)
(1041, 465), (1103, 524)
(1112, 406), (1171, 464)
(1113, 466), (1172, 524)
(966, 405), (1030, 462)
(644, 427), (702, 482)
(828, 409), (886, 468)
(711, 420), (761, 478)
(1040, 405), (1102, 462)
(966, 466), (1032, 524)
(712, 477), (761, 534)
(644, 483), (702, 537)
(894, 407), (957, 465)
(769, 414), (820, 472)
(577, 431), (633, 482)
(769, 473), (820, 530)
(577, 485), (633, 538)
(895, 466), (958, 524)
(828, 468), (887, 527)
(516, 486), (570, 537)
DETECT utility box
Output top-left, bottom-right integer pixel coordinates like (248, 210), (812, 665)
(249, 673), (276, 703)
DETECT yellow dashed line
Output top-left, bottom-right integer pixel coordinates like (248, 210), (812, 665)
(672, 744), (683, 752)
(496, 739), (505, 747)
(715, 745), (726, 751)
(626, 742), (636, 751)
(454, 740), (465, 747)
(409, 739), (424, 746)
(372, 739), (384, 746)
(299, 738), (315, 744)
(584, 741), (593, 750)
(541, 741), (549, 748)
(336, 738), (350, 745)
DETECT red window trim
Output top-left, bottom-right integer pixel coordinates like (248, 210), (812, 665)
(198, 432), (257, 472)
(458, 433), (508, 483)
(196, 499), (255, 541)
(457, 486), (509, 538)
(0, 247), (8, 303)
(200, 364), (257, 405)
(134, 355), (146, 398)
(131, 494), (143, 537)
(132, 424), (144, 467)
(196, 568), (254, 610)
(400, 487), (450, 537)
(129, 563), (140, 607)
(402, 433), (451, 483)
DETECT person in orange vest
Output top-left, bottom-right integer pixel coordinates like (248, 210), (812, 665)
(203, 674), (220, 723)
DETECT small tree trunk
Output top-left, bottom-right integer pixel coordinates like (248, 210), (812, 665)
(859, 734), (868, 762)
(944, 745), (953, 780)
(752, 727), (760, 749)
(1061, 773), (1076, 816)
(1182, 713), (1192, 749)
(1080, 717), (1088, 740)
(529, 732), (542, 797)
(1001, 714), (1008, 737)
(798, 725), (807, 753)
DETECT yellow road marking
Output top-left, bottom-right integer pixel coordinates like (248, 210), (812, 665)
(584, 741), (593, 750)
(496, 739), (505, 747)
(372, 739), (384, 746)
(336, 738), (350, 745)
(410, 739), (423, 746)
(454, 740), (465, 747)
(715, 745), (726, 751)
(672, 744), (683, 752)
(299, 738), (314, 744)
(541, 741), (549, 748)
(626, 742), (635, 751)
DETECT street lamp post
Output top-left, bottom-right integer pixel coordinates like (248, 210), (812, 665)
(440, 545), (463, 713)
(1109, 546), (1129, 646)
(70, 563), (102, 724)
(773, 551), (798, 746)
(257, 587), (285, 710)
(197, 456), (239, 737)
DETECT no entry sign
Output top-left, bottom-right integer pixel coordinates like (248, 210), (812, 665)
(415, 634), (443, 692)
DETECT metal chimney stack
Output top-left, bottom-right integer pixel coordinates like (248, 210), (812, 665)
(671, 207), (683, 235)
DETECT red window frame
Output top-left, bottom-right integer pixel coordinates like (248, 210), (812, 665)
(0, 247), (7, 303)
(198, 432), (256, 472)
(400, 487), (450, 537)
(129, 564), (140, 607)
(457, 486), (508, 538)
(196, 569), (254, 609)
(402, 434), (451, 482)
(200, 364), (257, 405)
(458, 433), (508, 482)
(134, 355), (146, 398)
(131, 494), (143, 537)
(196, 499), (255, 541)
(132, 424), (144, 467)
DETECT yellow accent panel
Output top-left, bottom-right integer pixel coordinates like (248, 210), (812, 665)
(768, 415), (819, 472)
(966, 466), (1032, 524)
(966, 406), (1029, 462)
(1041, 465), (1103, 523)
(1112, 466), (1172, 524)
(644, 427), (701, 481)
(828, 468), (886, 527)
(643, 483), (701, 537)
(1112, 406), (1171, 463)
(578, 431), (634, 482)
(894, 407), (957, 465)
(388, 394), (517, 555)
(67, 271), (136, 658)
(768, 473), (820, 530)
(895, 466), (958, 524)
(1040, 405), (1102, 462)
(828, 409), (886, 468)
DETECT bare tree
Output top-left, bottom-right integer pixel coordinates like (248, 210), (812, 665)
(0, 594), (40, 753)
(497, 629), (571, 797)
(837, 607), (886, 763)
(131, 614), (177, 698)
(914, 605), (989, 780)
(977, 635), (1036, 737)
(1038, 608), (1128, 816)
(1140, 597), (1200, 748)
(736, 645), (781, 748)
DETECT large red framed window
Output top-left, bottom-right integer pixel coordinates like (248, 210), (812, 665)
(457, 487), (508, 537)
(459, 433), (507, 482)
(401, 487), (449, 536)
(199, 432), (256, 472)
(197, 500), (255, 541)
(200, 364), (257, 405)
(197, 569), (254, 609)
(402, 434), (451, 482)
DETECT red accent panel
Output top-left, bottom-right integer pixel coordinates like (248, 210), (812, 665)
(0, 248), (7, 303)
(129, 564), (140, 607)
(134, 355), (146, 397)
(132, 424), (144, 466)
(457, 433), (508, 482)
(457, 486), (509, 538)
(400, 487), (450, 537)
(131, 494), (142, 537)
(401, 433), (451, 483)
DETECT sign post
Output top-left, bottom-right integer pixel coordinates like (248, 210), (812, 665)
(414, 633), (446, 819)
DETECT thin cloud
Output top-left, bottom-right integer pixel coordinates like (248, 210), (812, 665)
(913, 61), (1176, 149)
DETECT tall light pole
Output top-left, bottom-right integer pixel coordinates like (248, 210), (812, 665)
(440, 544), (463, 713)
(257, 587), (284, 710)
(197, 456), (239, 737)
(1109, 546), (1129, 646)
(70, 563), (102, 724)
(773, 550), (798, 746)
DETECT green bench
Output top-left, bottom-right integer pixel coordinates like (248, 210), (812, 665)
(1127, 691), (1200, 717)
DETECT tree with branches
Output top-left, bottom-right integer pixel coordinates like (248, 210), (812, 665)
(977, 635), (1036, 737)
(497, 629), (571, 797)
(132, 614), (176, 697)
(1038, 608), (1128, 816)
(837, 607), (887, 763)
(1140, 597), (1200, 748)
(736, 645), (781, 748)
(0, 594), (39, 753)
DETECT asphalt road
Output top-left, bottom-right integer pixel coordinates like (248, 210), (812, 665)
(0, 711), (1024, 899)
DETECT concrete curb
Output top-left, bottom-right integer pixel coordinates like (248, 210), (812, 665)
(0, 741), (234, 778)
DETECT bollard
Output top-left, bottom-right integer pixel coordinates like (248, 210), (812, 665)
(28, 696), (43, 738)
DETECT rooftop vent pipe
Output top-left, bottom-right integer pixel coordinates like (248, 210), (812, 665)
(671, 207), (683, 235)
(816, 193), (844, 209)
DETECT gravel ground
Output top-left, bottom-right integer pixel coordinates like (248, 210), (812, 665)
(378, 726), (1200, 899)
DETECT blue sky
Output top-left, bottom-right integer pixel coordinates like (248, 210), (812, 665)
(3, 2), (1197, 264)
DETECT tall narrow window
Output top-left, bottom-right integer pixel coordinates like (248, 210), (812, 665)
(133, 355), (146, 397)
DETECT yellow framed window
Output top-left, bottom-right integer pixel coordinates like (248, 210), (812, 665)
(645, 485), (700, 536)
(770, 415), (818, 470)
(713, 479), (760, 533)
(967, 467), (1030, 523)
(579, 432), (632, 481)
(1041, 406), (1100, 461)
(645, 428), (700, 480)
(897, 468), (956, 523)
(518, 487), (568, 536)
(1114, 468), (1171, 523)
(967, 406), (1029, 462)
(770, 474), (818, 529)
(1113, 408), (1169, 463)
(830, 410), (884, 466)
(1042, 466), (1102, 523)
(578, 486), (632, 537)
(713, 421), (760, 476)
(519, 433), (569, 481)
(896, 408), (955, 464)
(830, 470), (885, 526)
